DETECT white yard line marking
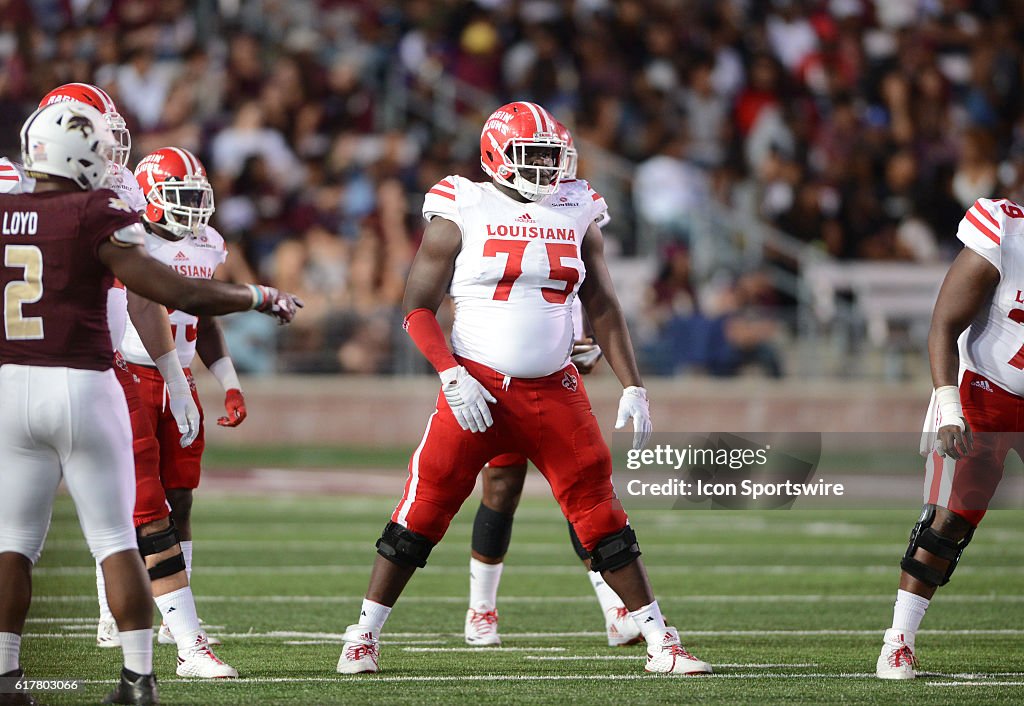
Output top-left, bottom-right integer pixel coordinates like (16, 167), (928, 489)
(402, 647), (566, 653)
(47, 539), (1013, 557)
(525, 657), (819, 667)
(23, 629), (1024, 640)
(31, 563), (1024, 577)
(75, 673), (882, 685)
(30, 593), (1024, 605)
(929, 681), (1024, 687)
(286, 640), (445, 646)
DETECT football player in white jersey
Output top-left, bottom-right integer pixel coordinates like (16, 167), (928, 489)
(877, 197), (1024, 678)
(90, 146), (239, 678)
(463, 121), (641, 648)
(337, 101), (711, 676)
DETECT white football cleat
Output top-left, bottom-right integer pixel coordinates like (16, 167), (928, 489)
(876, 629), (918, 680)
(464, 607), (501, 646)
(644, 627), (713, 675)
(96, 616), (121, 648)
(606, 606), (643, 647)
(159, 618), (222, 646)
(337, 624), (380, 674)
(175, 635), (238, 678)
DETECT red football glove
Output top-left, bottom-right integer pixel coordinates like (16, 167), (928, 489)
(217, 388), (247, 427)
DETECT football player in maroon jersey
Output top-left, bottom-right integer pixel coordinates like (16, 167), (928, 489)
(0, 102), (300, 705)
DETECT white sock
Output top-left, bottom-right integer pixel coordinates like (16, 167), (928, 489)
(588, 571), (625, 617)
(154, 586), (203, 654)
(358, 599), (391, 635)
(119, 628), (153, 675)
(180, 540), (193, 583)
(0, 632), (20, 673)
(891, 589), (930, 644)
(96, 561), (113, 621)
(629, 600), (667, 645)
(469, 558), (503, 611)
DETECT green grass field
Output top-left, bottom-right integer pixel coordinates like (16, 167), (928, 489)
(22, 471), (1024, 705)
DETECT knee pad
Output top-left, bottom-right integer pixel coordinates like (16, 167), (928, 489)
(471, 504), (514, 559)
(567, 520), (589, 562)
(589, 525), (641, 572)
(900, 504), (975, 587)
(376, 521), (435, 568)
(137, 521), (186, 581)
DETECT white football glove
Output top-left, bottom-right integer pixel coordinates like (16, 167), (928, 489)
(439, 365), (497, 433)
(154, 351), (201, 448)
(615, 386), (653, 450)
(167, 385), (201, 448)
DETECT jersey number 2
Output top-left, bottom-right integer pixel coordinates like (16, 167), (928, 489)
(3, 244), (44, 340)
(483, 240), (579, 303)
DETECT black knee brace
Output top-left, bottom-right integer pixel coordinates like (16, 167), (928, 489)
(376, 521), (435, 568)
(137, 522), (186, 581)
(589, 525), (641, 572)
(900, 504), (975, 587)
(567, 520), (589, 562)
(471, 504), (514, 559)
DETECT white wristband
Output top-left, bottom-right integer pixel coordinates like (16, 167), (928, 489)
(153, 351), (189, 395)
(935, 385), (965, 430)
(209, 357), (241, 392)
(623, 385), (647, 399)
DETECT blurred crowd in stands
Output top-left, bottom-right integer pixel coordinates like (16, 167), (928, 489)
(2, 0), (1021, 377)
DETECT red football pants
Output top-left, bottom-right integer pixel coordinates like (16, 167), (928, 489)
(924, 369), (1024, 526)
(115, 360), (205, 527)
(392, 357), (627, 550)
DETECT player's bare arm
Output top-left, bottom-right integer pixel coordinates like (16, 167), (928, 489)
(402, 216), (461, 315)
(126, 292), (176, 359)
(927, 248), (1000, 459)
(578, 223), (642, 388)
(127, 291), (201, 446)
(100, 239), (302, 322)
(402, 215), (496, 433)
(196, 315), (248, 427)
(578, 222), (652, 449)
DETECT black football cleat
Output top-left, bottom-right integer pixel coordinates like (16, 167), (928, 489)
(0, 669), (39, 706)
(102, 668), (158, 705)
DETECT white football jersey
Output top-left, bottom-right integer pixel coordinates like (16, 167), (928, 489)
(0, 158), (30, 194)
(106, 163), (147, 349)
(956, 198), (1024, 396)
(119, 224), (227, 368)
(107, 162), (148, 213)
(546, 179), (611, 339)
(423, 175), (607, 378)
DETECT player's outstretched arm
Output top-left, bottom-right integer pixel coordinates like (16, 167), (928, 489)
(928, 248), (1000, 459)
(402, 216), (496, 433)
(100, 236), (302, 323)
(196, 316), (247, 428)
(127, 291), (201, 446)
(578, 223), (651, 449)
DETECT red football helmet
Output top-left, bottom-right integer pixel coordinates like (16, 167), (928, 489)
(554, 120), (578, 180)
(480, 101), (566, 201)
(134, 147), (215, 240)
(38, 83), (130, 168)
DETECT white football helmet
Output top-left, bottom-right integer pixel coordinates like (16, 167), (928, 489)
(20, 102), (115, 190)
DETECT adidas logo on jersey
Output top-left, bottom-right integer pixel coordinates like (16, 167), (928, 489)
(174, 251), (189, 262)
(515, 212), (536, 223)
(971, 379), (993, 392)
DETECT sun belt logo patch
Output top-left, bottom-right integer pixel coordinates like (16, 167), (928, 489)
(562, 371), (577, 392)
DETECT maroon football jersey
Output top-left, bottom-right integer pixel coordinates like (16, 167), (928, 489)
(0, 189), (140, 370)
